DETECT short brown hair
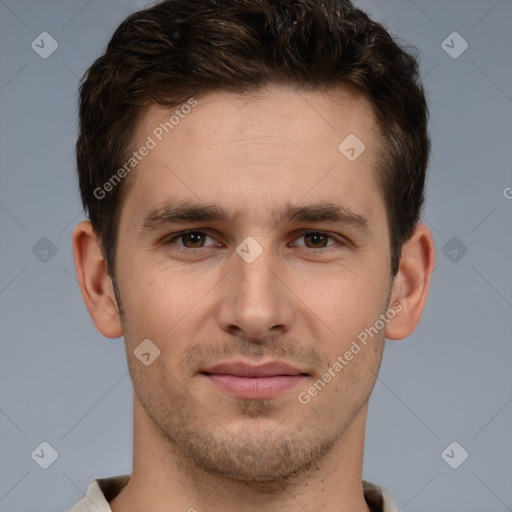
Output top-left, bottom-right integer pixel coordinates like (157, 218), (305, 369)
(77, 0), (429, 277)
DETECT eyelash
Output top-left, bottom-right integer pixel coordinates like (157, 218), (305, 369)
(163, 230), (346, 252)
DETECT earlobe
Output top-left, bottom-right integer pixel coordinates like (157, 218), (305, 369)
(72, 220), (123, 339)
(385, 223), (435, 341)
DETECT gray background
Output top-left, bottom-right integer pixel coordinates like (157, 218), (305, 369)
(0, 0), (511, 511)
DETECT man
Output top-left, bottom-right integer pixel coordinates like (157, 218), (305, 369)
(70, 0), (435, 510)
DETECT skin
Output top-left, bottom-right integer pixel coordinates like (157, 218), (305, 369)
(73, 84), (435, 512)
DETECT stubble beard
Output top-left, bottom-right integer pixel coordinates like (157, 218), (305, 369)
(133, 373), (351, 486)
(118, 278), (391, 486)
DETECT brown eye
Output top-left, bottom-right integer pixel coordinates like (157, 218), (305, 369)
(303, 232), (330, 248)
(166, 231), (215, 248)
(181, 232), (206, 248)
(290, 231), (345, 251)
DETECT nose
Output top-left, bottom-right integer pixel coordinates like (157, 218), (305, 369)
(216, 243), (295, 342)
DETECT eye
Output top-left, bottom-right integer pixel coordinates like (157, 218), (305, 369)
(292, 232), (340, 249)
(163, 230), (344, 252)
(165, 230), (218, 249)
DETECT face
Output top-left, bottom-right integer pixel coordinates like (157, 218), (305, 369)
(113, 85), (395, 482)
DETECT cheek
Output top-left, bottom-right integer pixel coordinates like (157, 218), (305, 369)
(309, 275), (387, 405)
(299, 274), (389, 400)
(119, 260), (222, 346)
(301, 266), (387, 341)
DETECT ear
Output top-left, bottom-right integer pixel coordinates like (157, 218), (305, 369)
(386, 223), (435, 340)
(72, 220), (123, 339)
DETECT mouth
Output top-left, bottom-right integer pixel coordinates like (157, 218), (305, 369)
(200, 361), (309, 400)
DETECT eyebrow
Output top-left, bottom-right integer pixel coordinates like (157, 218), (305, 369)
(140, 199), (371, 236)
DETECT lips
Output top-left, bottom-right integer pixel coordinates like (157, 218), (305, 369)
(202, 361), (305, 378)
(201, 361), (308, 399)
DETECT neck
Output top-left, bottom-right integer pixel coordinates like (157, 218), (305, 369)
(110, 396), (372, 512)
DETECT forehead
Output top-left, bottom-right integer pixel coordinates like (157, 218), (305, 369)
(121, 84), (385, 230)
(136, 85), (377, 158)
